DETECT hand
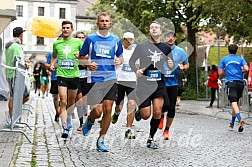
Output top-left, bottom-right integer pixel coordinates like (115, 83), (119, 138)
(50, 65), (55, 72)
(136, 68), (145, 77)
(114, 57), (121, 65)
(179, 63), (184, 70)
(74, 52), (79, 58)
(88, 62), (98, 71)
(167, 57), (173, 68)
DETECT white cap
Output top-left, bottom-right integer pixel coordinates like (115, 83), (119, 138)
(123, 32), (134, 39)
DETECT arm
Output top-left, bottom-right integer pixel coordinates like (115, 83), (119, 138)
(49, 52), (57, 72)
(218, 68), (225, 77)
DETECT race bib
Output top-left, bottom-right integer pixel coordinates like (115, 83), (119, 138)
(147, 70), (161, 81)
(122, 64), (132, 72)
(79, 69), (87, 78)
(61, 59), (74, 69)
(96, 43), (111, 58)
(164, 69), (174, 78)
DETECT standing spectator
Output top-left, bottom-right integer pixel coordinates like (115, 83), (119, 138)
(218, 44), (249, 132)
(5, 27), (29, 119)
(206, 64), (218, 108)
(176, 64), (187, 109)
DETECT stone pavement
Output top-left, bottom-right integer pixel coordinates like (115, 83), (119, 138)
(1, 93), (252, 167)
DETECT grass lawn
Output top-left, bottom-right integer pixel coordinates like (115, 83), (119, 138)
(208, 46), (252, 65)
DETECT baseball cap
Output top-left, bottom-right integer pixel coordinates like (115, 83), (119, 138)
(13, 27), (26, 37)
(164, 30), (176, 37)
(123, 32), (134, 39)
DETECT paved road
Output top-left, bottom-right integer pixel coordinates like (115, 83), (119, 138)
(1, 95), (252, 166)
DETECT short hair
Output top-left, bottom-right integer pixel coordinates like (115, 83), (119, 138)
(62, 20), (73, 29)
(228, 44), (238, 54)
(97, 12), (110, 22)
(75, 31), (86, 38)
(211, 64), (218, 71)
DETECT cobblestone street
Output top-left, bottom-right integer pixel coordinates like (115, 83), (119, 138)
(1, 94), (252, 166)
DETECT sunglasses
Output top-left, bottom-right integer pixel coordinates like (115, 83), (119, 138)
(77, 37), (85, 39)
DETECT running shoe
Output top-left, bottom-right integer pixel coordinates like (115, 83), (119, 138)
(135, 109), (141, 122)
(228, 123), (234, 131)
(205, 105), (213, 108)
(147, 138), (158, 149)
(158, 118), (164, 129)
(125, 129), (136, 139)
(82, 116), (93, 136)
(97, 138), (109, 152)
(54, 114), (59, 122)
(238, 120), (245, 132)
(111, 113), (119, 124)
(61, 128), (69, 138)
(163, 130), (170, 140)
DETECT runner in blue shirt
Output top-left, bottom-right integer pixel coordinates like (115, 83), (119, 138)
(45, 52), (60, 122)
(159, 30), (189, 140)
(218, 44), (248, 132)
(79, 12), (123, 152)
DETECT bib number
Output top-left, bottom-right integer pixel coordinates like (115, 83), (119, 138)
(122, 64), (132, 72)
(164, 69), (174, 78)
(79, 69), (87, 78)
(147, 70), (161, 81)
(61, 59), (74, 69)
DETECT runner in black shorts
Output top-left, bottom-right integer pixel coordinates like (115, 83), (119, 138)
(129, 21), (172, 149)
(45, 52), (60, 122)
(111, 32), (138, 139)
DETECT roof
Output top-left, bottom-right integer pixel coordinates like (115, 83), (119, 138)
(76, 0), (96, 17)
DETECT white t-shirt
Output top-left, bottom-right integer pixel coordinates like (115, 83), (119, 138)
(116, 48), (138, 82)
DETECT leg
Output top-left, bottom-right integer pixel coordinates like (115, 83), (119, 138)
(58, 86), (68, 128)
(126, 99), (136, 128)
(149, 96), (163, 139)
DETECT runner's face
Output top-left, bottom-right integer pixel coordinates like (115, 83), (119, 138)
(76, 33), (85, 42)
(97, 15), (112, 30)
(62, 24), (73, 38)
(149, 23), (161, 38)
(123, 38), (134, 48)
(165, 34), (176, 45)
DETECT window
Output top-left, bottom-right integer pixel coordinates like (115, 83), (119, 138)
(37, 37), (44, 45)
(38, 7), (44, 16)
(16, 5), (23, 17)
(59, 8), (66, 19)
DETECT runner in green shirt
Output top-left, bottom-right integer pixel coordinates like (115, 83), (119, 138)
(50, 20), (83, 138)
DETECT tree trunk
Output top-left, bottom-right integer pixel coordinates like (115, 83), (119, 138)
(187, 22), (197, 65)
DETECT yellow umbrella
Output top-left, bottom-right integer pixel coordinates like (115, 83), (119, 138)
(25, 16), (61, 38)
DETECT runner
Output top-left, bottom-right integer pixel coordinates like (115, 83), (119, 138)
(129, 21), (172, 149)
(33, 63), (41, 96)
(40, 63), (50, 98)
(111, 32), (137, 139)
(75, 31), (89, 131)
(50, 20), (83, 138)
(79, 12), (123, 152)
(44, 52), (60, 122)
(218, 44), (248, 132)
(159, 30), (189, 140)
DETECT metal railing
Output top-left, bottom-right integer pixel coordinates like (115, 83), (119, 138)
(0, 62), (32, 143)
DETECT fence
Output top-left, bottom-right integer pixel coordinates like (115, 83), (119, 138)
(215, 79), (252, 119)
(0, 62), (32, 143)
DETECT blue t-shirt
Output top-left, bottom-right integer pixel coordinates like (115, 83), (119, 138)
(46, 52), (57, 81)
(164, 45), (188, 86)
(79, 32), (123, 83)
(218, 54), (247, 83)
